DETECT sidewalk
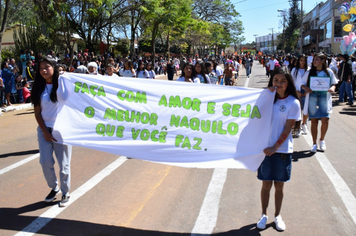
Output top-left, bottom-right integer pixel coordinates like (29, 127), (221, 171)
(0, 103), (33, 116)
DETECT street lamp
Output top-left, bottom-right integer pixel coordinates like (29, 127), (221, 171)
(253, 34), (258, 52)
(268, 28), (275, 54)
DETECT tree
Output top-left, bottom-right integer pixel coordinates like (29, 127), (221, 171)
(0, 0), (12, 64)
(283, 0), (301, 53)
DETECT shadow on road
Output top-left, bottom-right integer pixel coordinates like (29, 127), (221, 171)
(292, 150), (315, 162)
(339, 107), (356, 116)
(15, 110), (34, 116)
(0, 149), (39, 158)
(0, 202), (262, 236)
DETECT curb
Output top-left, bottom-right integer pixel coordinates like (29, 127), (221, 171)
(0, 103), (33, 116)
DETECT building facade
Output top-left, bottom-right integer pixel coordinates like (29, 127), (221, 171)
(302, 0), (346, 54)
(256, 33), (281, 54)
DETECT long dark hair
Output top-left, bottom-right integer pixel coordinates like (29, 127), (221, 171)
(195, 60), (208, 83)
(181, 62), (197, 79)
(31, 56), (59, 106)
(293, 54), (307, 78)
(270, 67), (299, 103)
(307, 53), (329, 86)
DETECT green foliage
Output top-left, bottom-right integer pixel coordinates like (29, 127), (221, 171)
(1, 48), (16, 62)
(282, 0), (301, 53)
(13, 23), (48, 55)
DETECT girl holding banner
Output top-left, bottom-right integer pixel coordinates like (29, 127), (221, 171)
(177, 63), (200, 83)
(301, 53), (337, 152)
(257, 67), (301, 231)
(31, 56), (72, 207)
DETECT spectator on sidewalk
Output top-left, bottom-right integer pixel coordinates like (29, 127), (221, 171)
(2, 62), (18, 106)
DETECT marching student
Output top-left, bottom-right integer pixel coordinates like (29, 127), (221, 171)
(146, 62), (156, 79)
(31, 56), (72, 207)
(256, 67), (301, 231)
(301, 53), (338, 152)
(291, 55), (308, 136)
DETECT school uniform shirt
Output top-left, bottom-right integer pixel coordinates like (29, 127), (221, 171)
(121, 69), (136, 77)
(147, 70), (156, 79)
(302, 68), (338, 113)
(301, 68), (338, 88)
(197, 74), (211, 84)
(269, 95), (301, 153)
(307, 56), (314, 69)
(41, 84), (59, 128)
(290, 68), (306, 91)
(266, 59), (276, 71)
(213, 66), (224, 77)
(105, 73), (120, 78)
(136, 70), (149, 78)
(176, 76), (200, 83)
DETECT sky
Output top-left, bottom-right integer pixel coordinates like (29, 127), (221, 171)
(235, 0), (324, 43)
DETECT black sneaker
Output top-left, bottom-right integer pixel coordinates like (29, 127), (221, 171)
(59, 194), (70, 207)
(45, 189), (59, 202)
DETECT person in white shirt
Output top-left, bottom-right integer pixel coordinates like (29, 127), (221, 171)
(307, 51), (315, 69)
(301, 53), (338, 152)
(176, 63), (200, 83)
(212, 60), (223, 85)
(266, 55), (276, 79)
(105, 64), (119, 78)
(256, 66), (301, 232)
(87, 62), (98, 75)
(136, 61), (149, 79)
(291, 55), (308, 136)
(120, 60), (136, 77)
(146, 63), (156, 79)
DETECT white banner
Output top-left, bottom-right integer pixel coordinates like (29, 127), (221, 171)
(53, 73), (275, 171)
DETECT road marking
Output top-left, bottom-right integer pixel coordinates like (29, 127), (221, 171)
(244, 75), (250, 88)
(15, 156), (127, 236)
(0, 153), (40, 175)
(302, 134), (356, 224)
(191, 168), (227, 235)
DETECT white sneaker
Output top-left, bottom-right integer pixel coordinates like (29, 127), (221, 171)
(302, 124), (308, 134)
(320, 140), (326, 151)
(310, 144), (318, 152)
(295, 129), (301, 138)
(256, 214), (268, 229)
(274, 215), (286, 231)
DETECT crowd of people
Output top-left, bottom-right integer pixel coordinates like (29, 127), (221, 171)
(2, 47), (354, 232)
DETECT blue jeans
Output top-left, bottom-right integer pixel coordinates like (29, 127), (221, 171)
(339, 81), (354, 103)
(246, 66), (251, 76)
(37, 126), (72, 195)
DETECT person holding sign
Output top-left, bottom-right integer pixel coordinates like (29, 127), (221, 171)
(256, 67), (301, 231)
(176, 63), (200, 83)
(31, 56), (72, 207)
(301, 53), (337, 152)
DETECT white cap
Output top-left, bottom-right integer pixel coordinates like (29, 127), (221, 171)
(87, 62), (98, 68)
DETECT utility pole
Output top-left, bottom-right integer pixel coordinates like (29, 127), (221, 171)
(268, 28), (274, 54)
(278, 9), (287, 52)
(300, 0), (303, 54)
(253, 34), (258, 52)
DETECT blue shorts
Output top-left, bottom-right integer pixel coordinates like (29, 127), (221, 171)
(308, 92), (329, 119)
(257, 153), (292, 182)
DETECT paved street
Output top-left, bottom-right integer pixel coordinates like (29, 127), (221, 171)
(1, 64), (356, 236)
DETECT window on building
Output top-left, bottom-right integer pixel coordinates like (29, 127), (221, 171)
(320, 25), (325, 42)
(325, 21), (332, 40)
(334, 19), (343, 37)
